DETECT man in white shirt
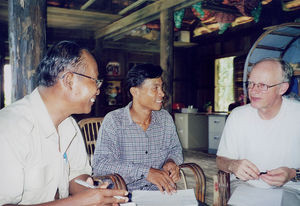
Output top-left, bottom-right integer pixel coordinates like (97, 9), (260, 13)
(217, 58), (300, 205)
(0, 41), (128, 205)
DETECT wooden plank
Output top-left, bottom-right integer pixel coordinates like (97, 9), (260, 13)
(95, 0), (203, 39)
(119, 0), (159, 15)
(118, 0), (149, 15)
(103, 41), (159, 53)
(0, 2), (122, 31)
(80, 0), (96, 10)
(0, 39), (4, 108)
(47, 6), (121, 24)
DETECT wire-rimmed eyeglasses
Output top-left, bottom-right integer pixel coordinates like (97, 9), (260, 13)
(66, 72), (103, 89)
(245, 81), (286, 92)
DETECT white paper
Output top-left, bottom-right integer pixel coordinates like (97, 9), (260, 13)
(120, 203), (136, 206)
(228, 183), (283, 206)
(131, 189), (198, 206)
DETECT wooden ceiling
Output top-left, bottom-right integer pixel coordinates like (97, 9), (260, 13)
(0, 0), (299, 52)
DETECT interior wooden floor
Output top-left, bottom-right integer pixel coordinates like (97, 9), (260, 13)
(182, 149), (218, 206)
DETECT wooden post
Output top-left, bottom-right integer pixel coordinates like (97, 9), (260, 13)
(0, 39), (4, 109)
(8, 0), (46, 102)
(160, 9), (174, 113)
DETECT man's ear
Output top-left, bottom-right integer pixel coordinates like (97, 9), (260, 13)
(130, 87), (137, 97)
(279, 82), (289, 95)
(61, 72), (74, 90)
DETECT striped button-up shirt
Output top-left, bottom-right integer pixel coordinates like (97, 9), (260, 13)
(92, 102), (183, 191)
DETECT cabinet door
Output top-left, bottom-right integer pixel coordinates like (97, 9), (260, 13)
(174, 113), (189, 149)
(208, 115), (226, 153)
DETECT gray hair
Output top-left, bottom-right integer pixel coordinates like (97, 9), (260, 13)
(252, 57), (294, 84)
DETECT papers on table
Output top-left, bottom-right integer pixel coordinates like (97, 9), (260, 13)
(130, 189), (198, 206)
(228, 183), (283, 206)
(120, 203), (136, 206)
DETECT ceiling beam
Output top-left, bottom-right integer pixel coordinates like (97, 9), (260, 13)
(80, 0), (96, 10)
(103, 40), (160, 53)
(94, 0), (203, 40)
(47, 6), (121, 30)
(118, 0), (149, 15)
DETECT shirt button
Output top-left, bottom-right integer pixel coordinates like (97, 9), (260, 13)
(145, 151), (148, 154)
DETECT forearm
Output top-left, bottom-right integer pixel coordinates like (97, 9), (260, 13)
(166, 153), (183, 166)
(69, 174), (91, 195)
(166, 134), (183, 165)
(216, 156), (235, 173)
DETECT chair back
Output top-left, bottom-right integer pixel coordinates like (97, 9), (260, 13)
(78, 117), (104, 158)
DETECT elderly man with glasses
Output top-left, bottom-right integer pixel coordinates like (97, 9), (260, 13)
(217, 58), (300, 205)
(0, 41), (128, 205)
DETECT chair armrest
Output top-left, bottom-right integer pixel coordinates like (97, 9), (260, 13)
(179, 163), (206, 203)
(213, 170), (230, 206)
(93, 173), (127, 190)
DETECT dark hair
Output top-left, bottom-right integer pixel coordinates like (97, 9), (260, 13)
(126, 63), (163, 91)
(36, 40), (86, 87)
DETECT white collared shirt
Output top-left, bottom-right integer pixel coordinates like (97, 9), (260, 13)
(0, 88), (91, 205)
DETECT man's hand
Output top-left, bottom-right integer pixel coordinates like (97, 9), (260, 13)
(69, 175), (128, 205)
(228, 159), (260, 180)
(146, 167), (176, 194)
(260, 167), (295, 187)
(72, 188), (129, 206)
(163, 160), (180, 182)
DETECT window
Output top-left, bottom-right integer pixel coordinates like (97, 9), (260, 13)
(214, 57), (235, 112)
(4, 64), (12, 106)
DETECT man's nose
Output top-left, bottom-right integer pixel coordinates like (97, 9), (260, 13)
(159, 88), (165, 97)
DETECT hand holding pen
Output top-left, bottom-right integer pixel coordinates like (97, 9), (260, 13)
(75, 178), (129, 202)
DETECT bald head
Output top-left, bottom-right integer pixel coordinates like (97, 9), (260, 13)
(251, 58), (293, 84)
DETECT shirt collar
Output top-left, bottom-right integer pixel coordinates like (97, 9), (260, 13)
(124, 101), (160, 126)
(27, 88), (77, 152)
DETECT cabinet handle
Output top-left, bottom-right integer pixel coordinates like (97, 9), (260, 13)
(178, 129), (183, 133)
(214, 136), (220, 140)
(214, 120), (220, 123)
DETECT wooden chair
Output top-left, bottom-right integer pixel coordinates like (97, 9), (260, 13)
(78, 117), (103, 162)
(78, 117), (207, 201)
(179, 163), (206, 203)
(78, 117), (127, 189)
(213, 170), (230, 206)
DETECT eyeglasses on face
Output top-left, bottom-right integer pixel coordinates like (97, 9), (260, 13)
(71, 72), (103, 89)
(245, 81), (286, 92)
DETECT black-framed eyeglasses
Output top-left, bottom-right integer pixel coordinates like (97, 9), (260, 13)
(245, 81), (286, 92)
(71, 72), (103, 89)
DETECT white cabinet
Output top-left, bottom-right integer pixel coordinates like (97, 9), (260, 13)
(208, 114), (227, 154)
(174, 113), (208, 150)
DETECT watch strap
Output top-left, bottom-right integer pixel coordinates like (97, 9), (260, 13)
(291, 169), (300, 182)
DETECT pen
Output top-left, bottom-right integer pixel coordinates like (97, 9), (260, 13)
(75, 179), (96, 189)
(75, 179), (128, 200)
(260, 171), (267, 175)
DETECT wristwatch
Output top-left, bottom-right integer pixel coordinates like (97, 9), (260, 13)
(291, 169), (300, 182)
